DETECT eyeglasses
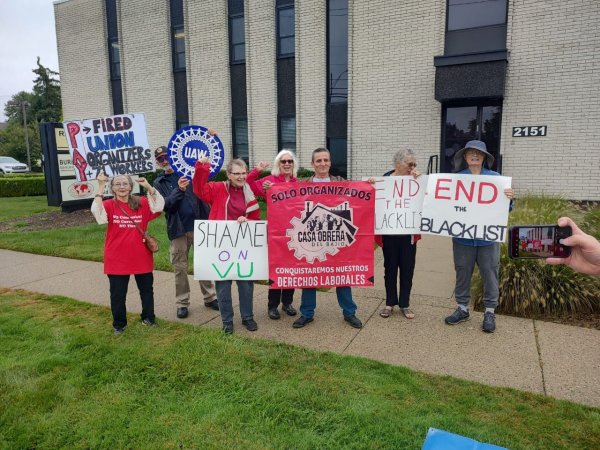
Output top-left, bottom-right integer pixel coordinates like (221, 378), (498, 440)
(156, 155), (167, 163)
(403, 162), (417, 168)
(113, 182), (130, 187)
(229, 172), (247, 177)
(280, 159), (294, 165)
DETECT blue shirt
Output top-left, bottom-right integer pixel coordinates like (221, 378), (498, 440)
(453, 167), (512, 247)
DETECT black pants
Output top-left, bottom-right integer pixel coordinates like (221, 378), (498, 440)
(382, 235), (417, 308)
(108, 273), (155, 329)
(267, 289), (295, 309)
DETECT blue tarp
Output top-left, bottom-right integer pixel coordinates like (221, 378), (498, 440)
(422, 428), (507, 450)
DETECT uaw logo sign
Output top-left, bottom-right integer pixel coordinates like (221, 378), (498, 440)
(167, 125), (224, 180)
(287, 201), (358, 263)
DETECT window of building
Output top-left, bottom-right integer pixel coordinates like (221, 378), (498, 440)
(172, 26), (186, 70)
(327, 137), (347, 179)
(175, 120), (189, 131)
(327, 0), (348, 103)
(278, 116), (296, 151)
(447, 0), (507, 31)
(229, 15), (245, 64)
(441, 103), (502, 173)
(232, 118), (249, 163)
(277, 6), (295, 58)
(109, 38), (121, 79)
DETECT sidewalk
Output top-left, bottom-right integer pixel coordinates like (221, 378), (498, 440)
(1, 235), (599, 408)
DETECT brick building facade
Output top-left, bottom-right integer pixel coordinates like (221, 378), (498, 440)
(54, 0), (600, 200)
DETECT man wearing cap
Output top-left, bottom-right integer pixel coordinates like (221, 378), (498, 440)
(153, 145), (218, 318)
(445, 140), (514, 333)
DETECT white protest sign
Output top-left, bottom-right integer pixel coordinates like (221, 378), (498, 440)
(62, 113), (153, 181)
(194, 220), (268, 280)
(420, 174), (512, 242)
(366, 176), (427, 234)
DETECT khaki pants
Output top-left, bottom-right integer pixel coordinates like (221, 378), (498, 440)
(170, 231), (216, 306)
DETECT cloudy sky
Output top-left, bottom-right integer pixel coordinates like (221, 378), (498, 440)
(0, 1), (59, 121)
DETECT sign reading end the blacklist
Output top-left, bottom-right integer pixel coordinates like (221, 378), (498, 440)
(420, 174), (512, 243)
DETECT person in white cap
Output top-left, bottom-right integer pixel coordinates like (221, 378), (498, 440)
(445, 140), (514, 333)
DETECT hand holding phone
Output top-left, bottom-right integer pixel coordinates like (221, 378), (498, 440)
(508, 225), (572, 259)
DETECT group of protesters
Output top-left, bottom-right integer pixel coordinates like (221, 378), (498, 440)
(92, 139), (600, 336)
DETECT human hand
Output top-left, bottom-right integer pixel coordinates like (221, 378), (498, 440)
(97, 170), (108, 190)
(504, 188), (514, 200)
(410, 169), (422, 178)
(546, 217), (600, 276)
(367, 177), (376, 185)
(262, 180), (273, 191)
(237, 216), (248, 223)
(178, 176), (190, 191)
(136, 177), (150, 190)
(198, 157), (210, 165)
(207, 128), (218, 136)
(256, 161), (269, 172)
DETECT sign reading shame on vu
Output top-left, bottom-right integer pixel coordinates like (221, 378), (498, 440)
(63, 113), (153, 181)
(193, 220), (268, 281)
(421, 174), (512, 243)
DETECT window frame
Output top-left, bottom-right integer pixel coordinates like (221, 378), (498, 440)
(446, 0), (508, 32)
(232, 117), (249, 164)
(229, 14), (246, 65)
(171, 25), (186, 72)
(278, 115), (296, 152)
(276, 5), (295, 59)
(108, 37), (121, 80)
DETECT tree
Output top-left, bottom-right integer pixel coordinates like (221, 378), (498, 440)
(30, 57), (62, 123)
(3, 91), (35, 125)
(0, 122), (41, 166)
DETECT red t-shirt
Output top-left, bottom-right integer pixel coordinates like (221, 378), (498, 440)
(102, 198), (162, 275)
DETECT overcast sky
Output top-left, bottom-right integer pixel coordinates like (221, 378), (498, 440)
(0, 0), (59, 122)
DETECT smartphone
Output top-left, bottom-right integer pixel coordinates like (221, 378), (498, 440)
(508, 225), (572, 259)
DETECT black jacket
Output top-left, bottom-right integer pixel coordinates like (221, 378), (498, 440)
(153, 172), (210, 241)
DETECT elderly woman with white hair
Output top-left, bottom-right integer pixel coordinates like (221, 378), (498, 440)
(376, 148), (421, 320)
(247, 149), (299, 320)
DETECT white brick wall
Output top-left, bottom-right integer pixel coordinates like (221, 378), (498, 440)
(348, 0), (445, 180)
(244, 0), (278, 165)
(185, 0), (232, 154)
(55, 0), (113, 121)
(295, 0), (326, 168)
(117, 0), (175, 149)
(502, 0), (600, 200)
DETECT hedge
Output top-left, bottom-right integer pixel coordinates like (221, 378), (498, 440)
(0, 176), (46, 197)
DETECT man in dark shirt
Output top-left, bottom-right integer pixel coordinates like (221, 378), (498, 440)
(153, 146), (218, 318)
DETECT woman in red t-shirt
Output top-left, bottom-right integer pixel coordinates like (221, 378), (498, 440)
(91, 171), (164, 335)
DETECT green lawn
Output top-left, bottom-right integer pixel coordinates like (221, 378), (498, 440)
(0, 196), (59, 221)
(1, 289), (598, 449)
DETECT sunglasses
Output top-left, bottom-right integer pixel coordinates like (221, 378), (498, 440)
(280, 159), (294, 165)
(156, 155), (168, 163)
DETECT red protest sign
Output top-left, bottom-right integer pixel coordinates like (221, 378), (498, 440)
(267, 181), (375, 289)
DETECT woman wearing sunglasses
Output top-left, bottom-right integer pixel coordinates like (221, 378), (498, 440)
(246, 149), (299, 320)
(376, 148), (421, 320)
(91, 170), (165, 335)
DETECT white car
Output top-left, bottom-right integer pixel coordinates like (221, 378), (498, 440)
(0, 156), (29, 174)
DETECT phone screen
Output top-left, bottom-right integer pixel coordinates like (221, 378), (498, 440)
(509, 226), (571, 259)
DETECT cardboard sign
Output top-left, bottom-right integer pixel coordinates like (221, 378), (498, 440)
(267, 182), (375, 289)
(420, 174), (512, 242)
(167, 125), (225, 180)
(63, 113), (153, 181)
(193, 220), (268, 280)
(367, 175), (427, 234)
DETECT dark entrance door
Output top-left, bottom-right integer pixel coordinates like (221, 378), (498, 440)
(441, 103), (502, 173)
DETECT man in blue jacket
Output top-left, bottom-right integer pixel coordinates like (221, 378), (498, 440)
(153, 146), (218, 318)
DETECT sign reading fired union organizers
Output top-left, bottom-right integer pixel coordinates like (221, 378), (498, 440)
(267, 182), (375, 289)
(63, 113), (153, 181)
(420, 174), (512, 243)
(193, 220), (268, 281)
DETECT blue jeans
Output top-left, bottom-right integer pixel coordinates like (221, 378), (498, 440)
(216, 280), (254, 324)
(299, 287), (357, 319)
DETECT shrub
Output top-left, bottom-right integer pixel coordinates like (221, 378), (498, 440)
(0, 175), (46, 197)
(472, 195), (600, 316)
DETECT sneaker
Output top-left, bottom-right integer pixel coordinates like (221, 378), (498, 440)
(344, 315), (363, 329)
(445, 307), (470, 325)
(482, 311), (496, 333)
(282, 304), (297, 316)
(222, 322), (233, 334)
(176, 306), (189, 319)
(242, 318), (258, 332)
(142, 318), (157, 327)
(292, 315), (314, 328)
(113, 327), (125, 336)
(268, 308), (281, 320)
(205, 299), (219, 311)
